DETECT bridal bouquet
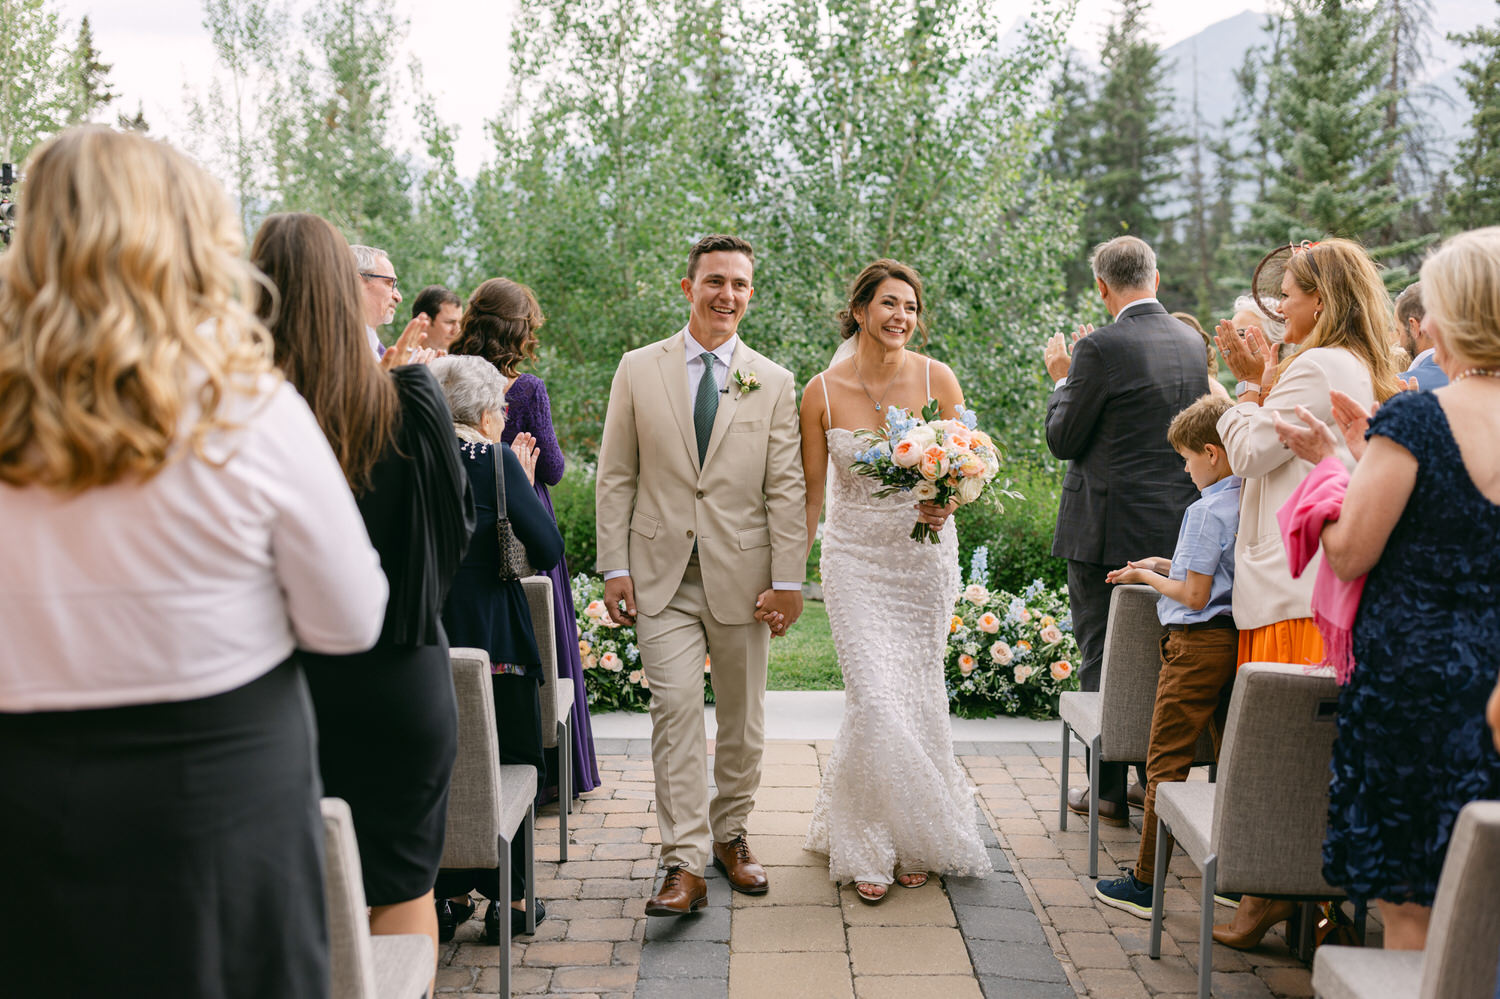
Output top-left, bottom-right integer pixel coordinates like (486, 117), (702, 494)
(852, 401), (1013, 542)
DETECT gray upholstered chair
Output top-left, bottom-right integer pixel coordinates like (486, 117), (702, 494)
(523, 575), (576, 862)
(1058, 583), (1217, 876)
(1148, 661), (1344, 999)
(320, 797), (434, 999)
(442, 647), (538, 998)
(1313, 800), (1500, 999)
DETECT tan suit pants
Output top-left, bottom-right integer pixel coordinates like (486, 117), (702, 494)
(634, 560), (769, 874)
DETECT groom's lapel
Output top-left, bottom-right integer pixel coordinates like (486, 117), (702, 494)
(701, 340), (747, 470)
(657, 331), (702, 474)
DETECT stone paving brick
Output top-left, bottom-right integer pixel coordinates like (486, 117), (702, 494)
(853, 974), (984, 998)
(749, 833), (825, 866)
(847, 926), (971, 976)
(1077, 966), (1152, 999)
(1059, 929), (1132, 969)
(733, 863), (840, 906)
(566, 917), (639, 941)
(643, 908), (731, 942)
(520, 940), (614, 967)
(638, 939), (730, 978)
(839, 881), (957, 926)
(976, 977), (1078, 999)
(744, 809), (812, 836)
(943, 875), (1031, 910)
(635, 978), (730, 999)
(729, 952), (854, 999)
(731, 905), (847, 952)
(550, 965), (640, 991)
(966, 939), (1070, 982)
(952, 903), (1048, 944)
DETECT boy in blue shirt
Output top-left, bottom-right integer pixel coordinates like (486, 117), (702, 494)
(1095, 394), (1241, 917)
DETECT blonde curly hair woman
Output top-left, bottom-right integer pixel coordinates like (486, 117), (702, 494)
(0, 127), (388, 997)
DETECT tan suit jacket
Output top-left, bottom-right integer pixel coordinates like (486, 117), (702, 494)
(595, 329), (806, 623)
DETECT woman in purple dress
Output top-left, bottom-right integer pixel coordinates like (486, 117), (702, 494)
(451, 278), (602, 798)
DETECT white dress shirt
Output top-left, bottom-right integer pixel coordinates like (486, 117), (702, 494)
(0, 375), (388, 711)
(366, 325), (385, 359)
(605, 329), (798, 593)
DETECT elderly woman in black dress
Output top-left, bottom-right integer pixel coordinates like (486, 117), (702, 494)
(429, 354), (564, 943)
(251, 213), (475, 983)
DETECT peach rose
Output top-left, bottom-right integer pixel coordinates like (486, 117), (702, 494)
(585, 599), (609, 620)
(1050, 660), (1073, 681)
(963, 583), (989, 605)
(977, 612), (1001, 633)
(918, 445), (949, 481)
(958, 654), (976, 674)
(584, 654), (598, 669)
(579, 640), (592, 656)
(1017, 608), (1031, 622)
(892, 438), (923, 467)
(600, 652), (622, 672)
(990, 640), (1013, 665)
(1039, 624), (1064, 645)
(628, 669), (644, 685)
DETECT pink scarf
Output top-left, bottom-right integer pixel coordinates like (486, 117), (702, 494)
(1276, 456), (1366, 684)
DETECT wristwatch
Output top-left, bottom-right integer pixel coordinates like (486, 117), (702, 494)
(1235, 381), (1261, 397)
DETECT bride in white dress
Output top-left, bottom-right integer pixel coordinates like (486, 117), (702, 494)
(800, 260), (989, 903)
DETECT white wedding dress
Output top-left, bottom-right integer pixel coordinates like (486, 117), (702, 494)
(803, 399), (990, 884)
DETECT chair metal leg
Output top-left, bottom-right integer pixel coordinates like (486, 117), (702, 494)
(1059, 721), (1072, 832)
(565, 714), (576, 815)
(1354, 898), (1368, 945)
(1198, 855), (1216, 999)
(524, 804), (537, 935)
(558, 718), (571, 863)
(1149, 816), (1169, 959)
(1088, 734), (1101, 878)
(498, 831), (512, 998)
(1294, 901), (1316, 961)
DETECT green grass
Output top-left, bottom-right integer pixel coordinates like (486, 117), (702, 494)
(767, 600), (843, 691)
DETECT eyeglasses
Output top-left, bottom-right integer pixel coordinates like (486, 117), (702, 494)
(360, 272), (399, 290)
(1289, 240), (1320, 256)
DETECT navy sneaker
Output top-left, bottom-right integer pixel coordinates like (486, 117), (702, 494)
(1095, 872), (1154, 919)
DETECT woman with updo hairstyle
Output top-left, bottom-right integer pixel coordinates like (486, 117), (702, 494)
(252, 212), (475, 982)
(0, 128), (387, 995)
(451, 278), (602, 801)
(1276, 227), (1500, 951)
(1208, 238), (1401, 949)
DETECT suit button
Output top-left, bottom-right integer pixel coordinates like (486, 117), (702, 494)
(686, 530), (695, 538)
(696, 490), (705, 499)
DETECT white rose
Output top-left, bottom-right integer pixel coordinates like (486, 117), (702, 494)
(911, 481), (939, 501)
(962, 583), (989, 605)
(903, 424), (938, 449)
(956, 476), (985, 504)
(1013, 664), (1034, 684)
(990, 640), (1013, 665)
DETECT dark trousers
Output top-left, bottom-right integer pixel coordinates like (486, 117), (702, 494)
(1135, 628), (1238, 884)
(1067, 559), (1138, 804)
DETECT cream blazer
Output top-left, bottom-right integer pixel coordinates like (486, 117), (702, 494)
(595, 330), (806, 624)
(1216, 346), (1375, 632)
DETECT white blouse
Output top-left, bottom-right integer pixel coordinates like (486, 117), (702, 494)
(0, 376), (388, 711)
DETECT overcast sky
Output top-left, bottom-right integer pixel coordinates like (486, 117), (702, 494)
(58, 0), (1276, 177)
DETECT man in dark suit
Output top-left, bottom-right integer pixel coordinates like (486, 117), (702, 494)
(1044, 235), (1206, 824)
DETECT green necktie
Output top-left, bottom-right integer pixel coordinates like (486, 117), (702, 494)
(694, 353), (719, 464)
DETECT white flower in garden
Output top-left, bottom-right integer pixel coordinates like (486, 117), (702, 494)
(904, 424), (938, 449)
(963, 583), (989, 605)
(963, 642), (979, 656)
(990, 640), (1013, 665)
(1039, 624), (1064, 645)
(977, 612), (1001, 633)
(1013, 664), (1034, 684)
(600, 652), (622, 672)
(957, 476), (985, 504)
(911, 481), (939, 501)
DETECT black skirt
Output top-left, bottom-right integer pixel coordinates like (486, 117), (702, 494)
(0, 659), (328, 999)
(302, 640), (459, 906)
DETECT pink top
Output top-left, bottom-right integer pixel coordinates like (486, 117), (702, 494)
(0, 375), (388, 711)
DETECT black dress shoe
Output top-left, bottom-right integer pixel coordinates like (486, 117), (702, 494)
(484, 899), (547, 943)
(1066, 785), (1130, 827)
(436, 897), (476, 943)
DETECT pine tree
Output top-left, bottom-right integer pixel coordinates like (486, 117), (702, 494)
(1247, 0), (1430, 270)
(0, 1), (115, 165)
(1446, 2), (1500, 229)
(67, 15), (115, 120)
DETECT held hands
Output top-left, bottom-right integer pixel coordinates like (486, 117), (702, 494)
(380, 314), (436, 369)
(1106, 559), (1167, 585)
(914, 500), (958, 531)
(1213, 319), (1276, 389)
(1044, 323), (1095, 382)
(603, 575), (637, 626)
(510, 431), (539, 485)
(1272, 404), (1341, 464)
(755, 588), (804, 638)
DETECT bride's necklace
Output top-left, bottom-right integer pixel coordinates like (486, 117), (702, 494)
(1452, 367), (1500, 384)
(853, 351), (906, 412)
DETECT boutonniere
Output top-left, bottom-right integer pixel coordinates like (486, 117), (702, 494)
(732, 369), (762, 396)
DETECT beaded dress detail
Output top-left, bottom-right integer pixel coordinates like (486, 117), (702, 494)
(804, 426), (989, 883)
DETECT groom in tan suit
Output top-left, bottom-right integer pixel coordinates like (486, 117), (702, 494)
(596, 234), (806, 915)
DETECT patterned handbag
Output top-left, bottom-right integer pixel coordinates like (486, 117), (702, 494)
(493, 445), (535, 581)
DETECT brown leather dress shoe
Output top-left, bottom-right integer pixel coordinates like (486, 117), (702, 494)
(1066, 786), (1130, 827)
(712, 834), (769, 895)
(645, 866), (708, 916)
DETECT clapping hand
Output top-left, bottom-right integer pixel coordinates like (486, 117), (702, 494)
(380, 314), (433, 369)
(1213, 319), (1277, 390)
(1273, 404), (1341, 464)
(1329, 390), (1379, 461)
(510, 431), (539, 485)
(1044, 323), (1094, 382)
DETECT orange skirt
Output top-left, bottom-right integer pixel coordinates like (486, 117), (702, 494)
(1237, 618), (1325, 669)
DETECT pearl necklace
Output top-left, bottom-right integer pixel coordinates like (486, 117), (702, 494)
(1452, 368), (1500, 383)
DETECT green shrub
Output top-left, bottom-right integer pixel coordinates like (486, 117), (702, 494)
(955, 459), (1066, 594)
(552, 458), (597, 576)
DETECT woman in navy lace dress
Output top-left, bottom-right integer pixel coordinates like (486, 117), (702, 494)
(451, 278), (601, 797)
(1278, 227), (1500, 950)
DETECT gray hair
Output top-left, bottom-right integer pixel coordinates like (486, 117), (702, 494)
(1089, 236), (1157, 291)
(429, 355), (508, 431)
(1231, 294), (1287, 343)
(1394, 281), (1424, 326)
(349, 243), (390, 274)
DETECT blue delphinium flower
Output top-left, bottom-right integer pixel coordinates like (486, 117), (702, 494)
(625, 643), (639, 663)
(1024, 578), (1045, 600)
(955, 404), (979, 430)
(968, 545), (990, 586)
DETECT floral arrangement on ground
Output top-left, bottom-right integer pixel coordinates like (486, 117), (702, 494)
(571, 573), (712, 712)
(945, 546), (1081, 719)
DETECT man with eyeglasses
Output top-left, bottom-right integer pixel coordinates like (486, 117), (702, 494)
(351, 244), (402, 359)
